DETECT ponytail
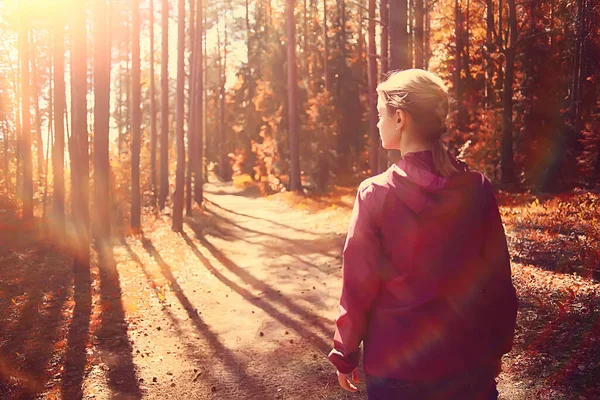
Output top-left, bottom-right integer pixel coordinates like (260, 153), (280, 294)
(431, 139), (459, 178)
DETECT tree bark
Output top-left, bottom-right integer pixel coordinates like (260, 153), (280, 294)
(389, 0), (409, 70)
(414, 0), (424, 69)
(500, 0), (517, 184)
(367, 0), (378, 175)
(94, 0), (112, 241)
(53, 15), (66, 231)
(380, 0), (389, 76)
(194, 0), (204, 205)
(287, 0), (301, 192)
(323, 0), (329, 91)
(150, 0), (157, 208)
(20, 15), (34, 220)
(172, 0), (186, 232)
(71, 0), (90, 271)
(186, 0), (196, 216)
(159, 0), (170, 210)
(131, 0), (142, 231)
(454, 0), (462, 102)
(485, 0), (495, 107)
(424, 0), (430, 68)
(29, 33), (45, 180)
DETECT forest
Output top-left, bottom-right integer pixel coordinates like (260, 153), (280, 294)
(0, 0), (599, 398)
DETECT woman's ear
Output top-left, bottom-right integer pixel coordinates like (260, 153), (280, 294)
(395, 109), (406, 130)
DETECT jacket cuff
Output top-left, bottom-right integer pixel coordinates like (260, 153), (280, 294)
(328, 348), (360, 374)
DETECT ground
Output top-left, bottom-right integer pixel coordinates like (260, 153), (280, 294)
(0, 182), (599, 399)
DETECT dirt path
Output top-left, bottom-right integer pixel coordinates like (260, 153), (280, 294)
(2, 185), (599, 399)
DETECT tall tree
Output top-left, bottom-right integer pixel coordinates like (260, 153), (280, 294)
(485, 0), (495, 107)
(172, 0), (186, 231)
(287, 0), (301, 192)
(159, 0), (170, 210)
(94, 0), (111, 242)
(193, 0), (204, 205)
(131, 0), (142, 230)
(19, 13), (33, 220)
(500, 0), (518, 184)
(389, 0), (409, 70)
(424, 0), (430, 68)
(71, 0), (90, 270)
(380, 0), (389, 77)
(150, 0), (158, 208)
(367, 0), (378, 175)
(186, 0), (196, 216)
(414, 0), (424, 68)
(29, 33), (45, 180)
(323, 0), (329, 91)
(454, 0), (462, 103)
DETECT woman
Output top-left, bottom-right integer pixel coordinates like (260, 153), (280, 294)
(328, 69), (517, 399)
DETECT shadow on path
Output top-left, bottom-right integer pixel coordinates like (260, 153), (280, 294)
(180, 230), (332, 353)
(140, 237), (270, 396)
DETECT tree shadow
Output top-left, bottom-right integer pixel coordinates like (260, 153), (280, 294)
(192, 212), (342, 275)
(180, 228), (333, 350)
(508, 224), (600, 281)
(205, 199), (321, 236)
(92, 245), (141, 399)
(0, 233), (71, 398)
(139, 237), (270, 395)
(509, 289), (600, 397)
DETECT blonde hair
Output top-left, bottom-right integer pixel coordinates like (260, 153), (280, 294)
(377, 69), (459, 177)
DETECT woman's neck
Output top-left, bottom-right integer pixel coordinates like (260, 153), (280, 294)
(399, 141), (433, 157)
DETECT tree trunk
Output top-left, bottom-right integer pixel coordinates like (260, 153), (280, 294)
(485, 0), (495, 108)
(389, 0), (409, 70)
(380, 0), (389, 76)
(367, 0), (378, 175)
(20, 15), (34, 220)
(323, 0), (329, 91)
(454, 0), (462, 102)
(150, 0), (157, 208)
(71, 0), (90, 271)
(495, 0), (503, 102)
(94, 0), (112, 242)
(43, 82), (53, 219)
(131, 0), (142, 231)
(304, 0), (309, 76)
(172, 0), (186, 232)
(194, 0), (204, 205)
(500, 0), (517, 184)
(53, 17), (66, 231)
(424, 0), (430, 68)
(186, 0), (196, 216)
(3, 123), (9, 193)
(414, 0), (424, 69)
(30, 33), (45, 180)
(463, 0), (471, 84)
(408, 0), (413, 68)
(287, 0), (301, 192)
(159, 0), (170, 210)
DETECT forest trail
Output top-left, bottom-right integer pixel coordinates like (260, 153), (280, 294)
(2, 183), (599, 399)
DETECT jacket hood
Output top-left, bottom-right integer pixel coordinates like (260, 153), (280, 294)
(386, 150), (471, 215)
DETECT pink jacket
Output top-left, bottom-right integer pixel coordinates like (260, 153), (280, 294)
(328, 150), (517, 380)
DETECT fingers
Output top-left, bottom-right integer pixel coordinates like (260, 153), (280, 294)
(352, 369), (360, 383)
(337, 371), (359, 393)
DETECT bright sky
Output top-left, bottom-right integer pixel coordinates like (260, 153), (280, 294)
(0, 0), (250, 149)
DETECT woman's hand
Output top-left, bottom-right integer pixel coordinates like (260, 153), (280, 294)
(337, 369), (360, 392)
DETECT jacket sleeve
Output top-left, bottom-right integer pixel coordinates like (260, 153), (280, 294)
(481, 178), (518, 357)
(328, 182), (382, 373)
